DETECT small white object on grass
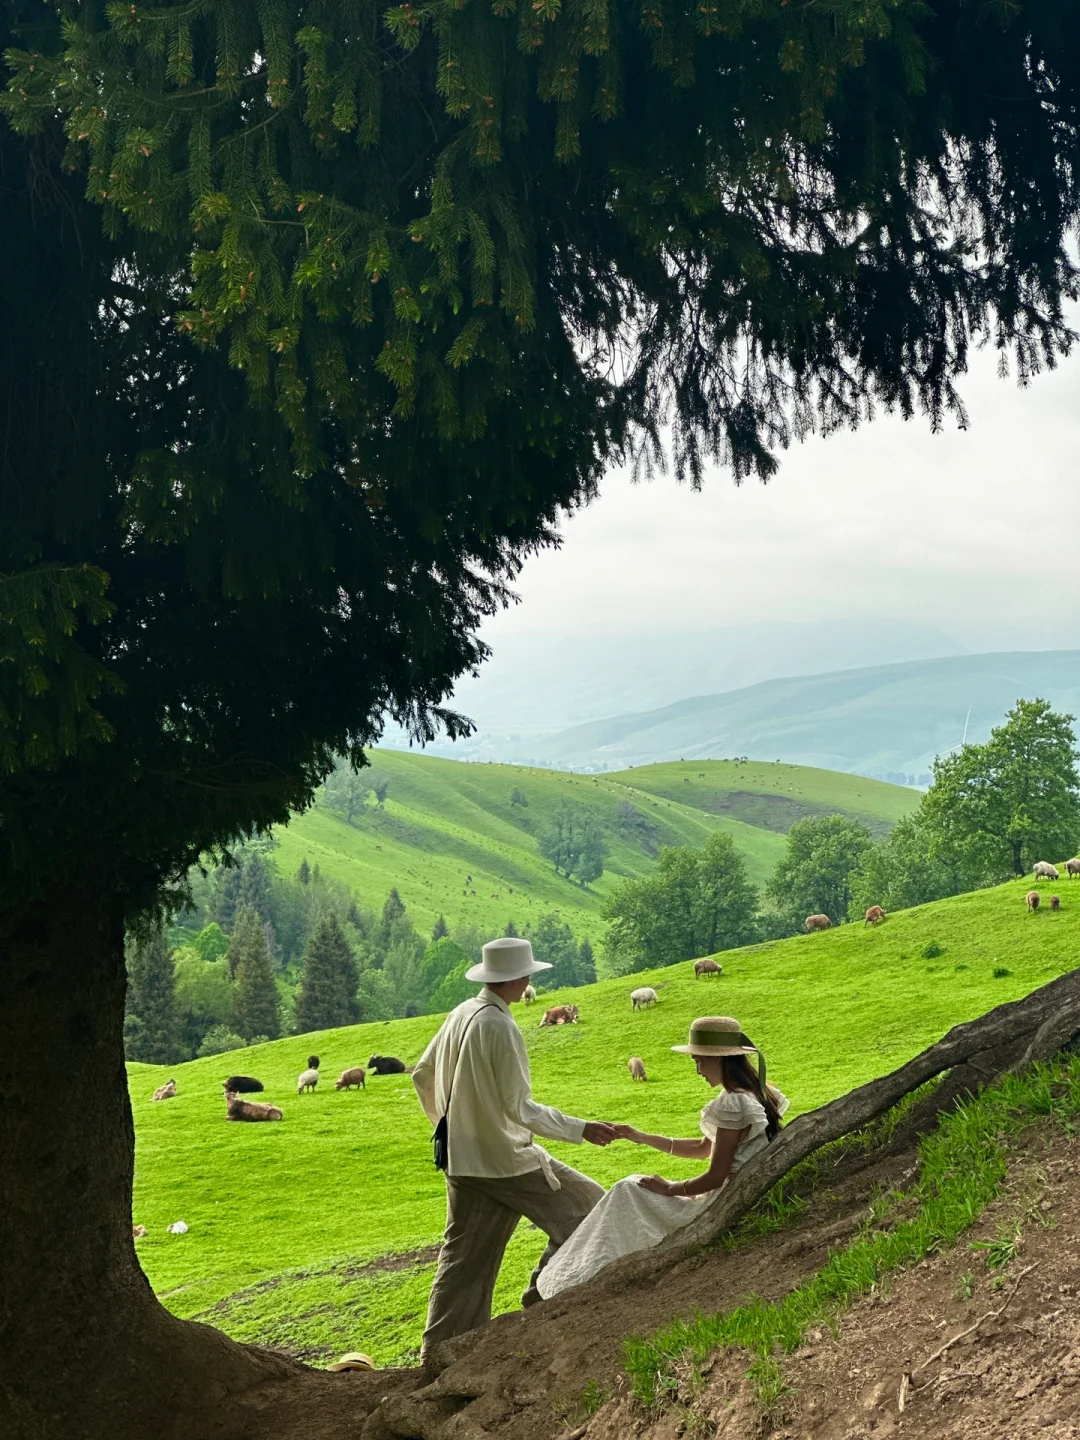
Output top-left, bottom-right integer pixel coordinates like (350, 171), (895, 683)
(166, 1220), (189, 1234)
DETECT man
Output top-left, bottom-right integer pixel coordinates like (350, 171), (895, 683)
(412, 935), (617, 1362)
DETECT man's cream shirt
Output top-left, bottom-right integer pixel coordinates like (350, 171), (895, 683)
(412, 987), (586, 1178)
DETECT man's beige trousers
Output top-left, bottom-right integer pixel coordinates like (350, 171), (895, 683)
(421, 1156), (604, 1361)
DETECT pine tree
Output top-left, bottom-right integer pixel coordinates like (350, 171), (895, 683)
(298, 859), (311, 886)
(125, 929), (179, 1064)
(577, 938), (597, 986)
(431, 913), (449, 941)
(238, 853), (273, 926)
(504, 919), (519, 937)
(210, 863), (245, 933)
(377, 888), (406, 951)
(295, 915), (359, 1033)
(230, 906), (281, 1041)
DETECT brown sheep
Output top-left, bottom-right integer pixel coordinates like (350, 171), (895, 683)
(693, 958), (723, 979)
(151, 1079), (176, 1102)
(627, 1056), (647, 1082)
(1050, 895), (1061, 913)
(538, 1004), (579, 1027)
(1067, 858), (1080, 879)
(805, 914), (832, 932)
(225, 1091), (283, 1122)
(864, 906), (886, 927)
(1026, 890), (1041, 913)
(335, 1067), (367, 1091)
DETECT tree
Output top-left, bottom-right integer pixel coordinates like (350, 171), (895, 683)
(577, 938), (597, 987)
(428, 960), (476, 1014)
(237, 853), (274, 928)
(369, 775), (391, 809)
(208, 862), (245, 934)
(431, 914), (449, 942)
(504, 920), (520, 938)
(196, 1026), (247, 1059)
(174, 952), (234, 1058)
(294, 915), (359, 1034)
(538, 804), (610, 885)
(420, 937), (470, 1005)
(7, 1), (1080, 1429)
(921, 699), (1080, 881)
(229, 908), (281, 1042)
(603, 834), (759, 974)
(510, 788), (529, 809)
(848, 812), (970, 919)
(124, 930), (179, 1065)
(297, 860), (311, 887)
(766, 816), (874, 929)
(322, 761), (370, 824)
(530, 914), (580, 989)
(190, 924), (230, 966)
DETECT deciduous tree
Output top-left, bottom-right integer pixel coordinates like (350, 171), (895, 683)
(766, 816), (874, 929)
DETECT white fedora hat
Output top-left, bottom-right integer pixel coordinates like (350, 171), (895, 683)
(466, 936), (551, 984)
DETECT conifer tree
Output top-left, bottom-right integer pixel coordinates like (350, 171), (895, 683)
(209, 863), (245, 934)
(504, 919), (519, 937)
(577, 938), (597, 986)
(238, 853), (273, 927)
(297, 859), (311, 886)
(294, 915), (359, 1033)
(377, 888), (407, 952)
(431, 914), (449, 942)
(230, 907), (281, 1041)
(125, 930), (179, 1064)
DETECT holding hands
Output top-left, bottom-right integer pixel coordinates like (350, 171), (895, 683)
(582, 1121), (619, 1146)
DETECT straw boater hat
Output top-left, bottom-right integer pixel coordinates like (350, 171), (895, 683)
(466, 936), (551, 985)
(672, 1015), (767, 1090)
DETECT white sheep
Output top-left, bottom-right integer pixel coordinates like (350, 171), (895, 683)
(1033, 861), (1060, 881)
(297, 1067), (319, 1094)
(631, 986), (658, 1011)
(523, 984), (537, 1005)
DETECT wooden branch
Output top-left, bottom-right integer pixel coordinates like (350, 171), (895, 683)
(593, 966), (1080, 1283)
(911, 1263), (1036, 1376)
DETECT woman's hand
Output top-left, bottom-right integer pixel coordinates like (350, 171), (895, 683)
(611, 1123), (645, 1144)
(637, 1174), (680, 1196)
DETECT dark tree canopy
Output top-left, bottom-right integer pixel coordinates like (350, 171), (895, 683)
(766, 814), (874, 928)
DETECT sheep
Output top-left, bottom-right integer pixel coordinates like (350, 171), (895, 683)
(1026, 890), (1041, 913)
(1067, 858), (1080, 879)
(631, 986), (659, 1010)
(864, 906), (886, 927)
(805, 914), (832, 932)
(307, 1054), (320, 1070)
(538, 1004), (579, 1027)
(628, 1056), (647, 1082)
(225, 1091), (283, 1122)
(335, 1067), (367, 1091)
(223, 1075), (263, 1094)
(367, 1054), (407, 1075)
(297, 1067), (319, 1094)
(523, 984), (537, 1005)
(693, 958), (723, 979)
(1050, 894), (1061, 913)
(151, 1079), (176, 1102)
(1033, 861), (1060, 881)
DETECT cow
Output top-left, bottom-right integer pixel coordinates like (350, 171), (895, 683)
(223, 1075), (263, 1094)
(1050, 895), (1061, 913)
(367, 1055), (407, 1075)
(631, 987), (659, 1010)
(627, 1057), (647, 1082)
(538, 1005), (579, 1027)
(151, 1079), (176, 1102)
(335, 1067), (367, 1090)
(864, 906), (886, 927)
(693, 958), (723, 979)
(1026, 890), (1041, 913)
(225, 1091), (283, 1122)
(805, 914), (832, 932)
(1033, 861), (1060, 881)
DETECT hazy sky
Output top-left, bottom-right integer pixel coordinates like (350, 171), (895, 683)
(482, 340), (1080, 653)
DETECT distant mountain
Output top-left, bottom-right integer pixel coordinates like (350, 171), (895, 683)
(382, 617), (965, 760)
(523, 651), (1080, 782)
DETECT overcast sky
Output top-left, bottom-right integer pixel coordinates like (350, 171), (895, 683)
(481, 340), (1080, 654)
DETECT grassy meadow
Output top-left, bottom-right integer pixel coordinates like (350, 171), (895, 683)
(134, 871), (1077, 1367)
(271, 751), (917, 943)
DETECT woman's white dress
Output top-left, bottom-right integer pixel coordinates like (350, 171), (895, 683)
(535, 1086), (789, 1300)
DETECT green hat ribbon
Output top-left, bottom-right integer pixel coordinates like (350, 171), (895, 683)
(688, 1024), (767, 1095)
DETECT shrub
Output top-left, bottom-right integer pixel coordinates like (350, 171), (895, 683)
(993, 966), (1012, 978)
(921, 941), (945, 959)
(197, 1025), (247, 1057)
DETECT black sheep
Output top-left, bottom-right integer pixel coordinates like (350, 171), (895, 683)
(223, 1075), (264, 1094)
(366, 1054), (407, 1075)
(307, 1054), (320, 1070)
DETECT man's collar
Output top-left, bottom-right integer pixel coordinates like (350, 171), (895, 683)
(479, 986), (511, 1015)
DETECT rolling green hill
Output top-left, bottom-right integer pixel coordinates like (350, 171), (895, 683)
(132, 871), (1077, 1368)
(271, 751), (917, 941)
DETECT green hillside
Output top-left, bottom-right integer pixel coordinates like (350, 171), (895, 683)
(271, 751), (916, 941)
(132, 871), (1077, 1367)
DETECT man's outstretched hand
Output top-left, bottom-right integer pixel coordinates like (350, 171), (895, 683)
(582, 1121), (619, 1146)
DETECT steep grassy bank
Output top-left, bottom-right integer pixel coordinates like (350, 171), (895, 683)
(131, 872), (1077, 1366)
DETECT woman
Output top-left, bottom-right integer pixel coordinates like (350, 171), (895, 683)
(535, 1015), (788, 1300)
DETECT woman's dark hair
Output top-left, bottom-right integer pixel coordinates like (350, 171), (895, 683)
(719, 1054), (781, 1140)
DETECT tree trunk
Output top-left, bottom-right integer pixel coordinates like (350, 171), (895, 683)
(0, 895), (323, 1440)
